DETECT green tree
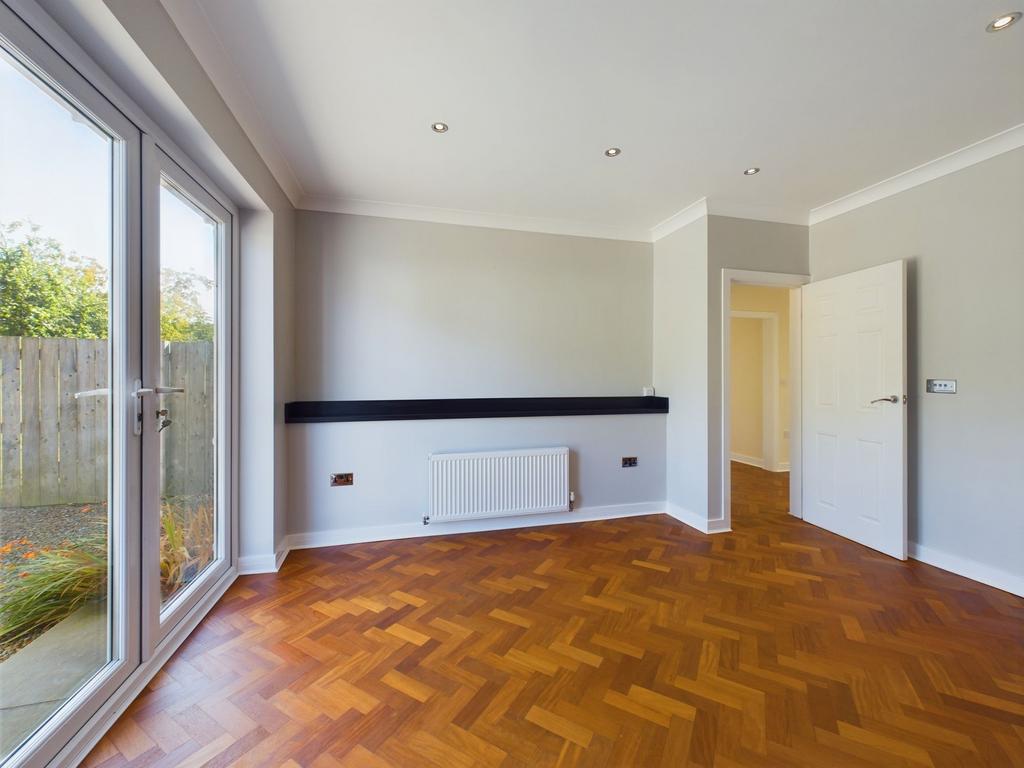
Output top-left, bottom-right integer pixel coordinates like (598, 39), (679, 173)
(0, 222), (213, 342)
(0, 222), (108, 338)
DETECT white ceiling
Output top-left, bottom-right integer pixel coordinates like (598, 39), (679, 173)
(163, 0), (1024, 240)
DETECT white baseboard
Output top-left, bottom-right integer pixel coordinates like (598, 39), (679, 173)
(730, 452), (765, 469)
(237, 552), (278, 574)
(664, 503), (730, 535)
(731, 454), (789, 473)
(284, 501), (666, 552)
(275, 545), (290, 570)
(909, 542), (1024, 597)
(237, 542), (291, 575)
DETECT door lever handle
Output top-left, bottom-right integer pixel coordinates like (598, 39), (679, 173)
(132, 381), (186, 435)
(870, 395), (899, 404)
(133, 386), (185, 397)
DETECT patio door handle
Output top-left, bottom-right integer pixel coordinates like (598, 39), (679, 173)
(132, 381), (186, 434)
(134, 386), (185, 397)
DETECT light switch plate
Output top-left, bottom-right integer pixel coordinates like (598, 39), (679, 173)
(926, 379), (956, 394)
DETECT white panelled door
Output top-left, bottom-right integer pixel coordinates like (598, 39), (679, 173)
(801, 260), (907, 559)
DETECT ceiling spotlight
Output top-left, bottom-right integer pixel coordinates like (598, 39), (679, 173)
(604, 147), (622, 157)
(431, 122), (449, 133)
(987, 11), (1021, 31)
(743, 167), (760, 176)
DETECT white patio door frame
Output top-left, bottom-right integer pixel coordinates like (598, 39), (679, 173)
(0, 5), (140, 767)
(1, 2), (240, 765)
(141, 138), (237, 655)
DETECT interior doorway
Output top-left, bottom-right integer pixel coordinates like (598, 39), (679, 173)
(729, 302), (789, 522)
(720, 269), (809, 530)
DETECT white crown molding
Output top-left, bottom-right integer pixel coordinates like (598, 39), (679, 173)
(809, 123), (1024, 225)
(706, 199), (808, 227)
(160, 0), (306, 207)
(299, 194), (653, 242)
(649, 197), (708, 242)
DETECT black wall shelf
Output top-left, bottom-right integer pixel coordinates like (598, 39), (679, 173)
(284, 396), (669, 423)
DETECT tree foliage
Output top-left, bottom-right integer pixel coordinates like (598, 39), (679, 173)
(0, 222), (213, 342)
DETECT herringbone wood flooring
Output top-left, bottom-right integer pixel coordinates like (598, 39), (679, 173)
(84, 464), (1024, 766)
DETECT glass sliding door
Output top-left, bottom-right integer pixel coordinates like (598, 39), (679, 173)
(0, 5), (140, 766)
(142, 143), (232, 651)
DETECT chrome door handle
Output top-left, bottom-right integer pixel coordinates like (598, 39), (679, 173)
(870, 395), (899, 404)
(133, 386), (185, 397)
(132, 382), (186, 435)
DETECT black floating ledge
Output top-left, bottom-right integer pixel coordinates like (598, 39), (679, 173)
(285, 396), (669, 423)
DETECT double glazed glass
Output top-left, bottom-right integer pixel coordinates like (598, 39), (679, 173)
(0, 43), (118, 763)
(156, 179), (219, 608)
(144, 147), (230, 651)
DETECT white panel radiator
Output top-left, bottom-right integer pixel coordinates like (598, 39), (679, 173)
(426, 447), (570, 524)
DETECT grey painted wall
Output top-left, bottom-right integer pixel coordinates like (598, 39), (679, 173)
(294, 211), (653, 400)
(810, 148), (1024, 579)
(290, 212), (665, 534)
(653, 218), (709, 519)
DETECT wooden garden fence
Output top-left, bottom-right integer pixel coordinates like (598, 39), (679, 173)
(0, 336), (214, 508)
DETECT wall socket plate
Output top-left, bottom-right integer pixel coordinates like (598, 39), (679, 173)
(330, 472), (354, 486)
(926, 379), (956, 394)
(621, 456), (638, 468)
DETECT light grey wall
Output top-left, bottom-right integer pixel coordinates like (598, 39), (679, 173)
(810, 148), (1024, 579)
(653, 218), (708, 519)
(289, 416), (666, 534)
(707, 216), (809, 523)
(290, 211), (665, 535)
(294, 211), (653, 399)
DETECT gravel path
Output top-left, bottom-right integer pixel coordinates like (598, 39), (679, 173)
(0, 504), (107, 577)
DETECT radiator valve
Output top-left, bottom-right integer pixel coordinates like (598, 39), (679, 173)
(569, 490), (576, 510)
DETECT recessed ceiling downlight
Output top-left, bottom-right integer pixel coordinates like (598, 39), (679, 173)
(431, 122), (449, 133)
(604, 147), (622, 157)
(743, 167), (760, 176)
(987, 11), (1021, 31)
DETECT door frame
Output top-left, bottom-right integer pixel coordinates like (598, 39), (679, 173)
(0, 5), (142, 767)
(720, 269), (810, 529)
(140, 138), (238, 657)
(729, 311), (781, 471)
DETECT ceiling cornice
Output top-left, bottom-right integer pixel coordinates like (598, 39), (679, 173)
(300, 195), (654, 243)
(809, 123), (1024, 225)
(649, 198), (708, 242)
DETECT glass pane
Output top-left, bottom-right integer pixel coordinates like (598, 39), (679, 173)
(0, 47), (114, 760)
(158, 180), (217, 608)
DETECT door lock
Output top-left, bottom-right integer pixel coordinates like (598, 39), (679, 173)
(133, 380), (185, 435)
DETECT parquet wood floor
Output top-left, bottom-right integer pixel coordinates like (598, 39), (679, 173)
(84, 463), (1024, 766)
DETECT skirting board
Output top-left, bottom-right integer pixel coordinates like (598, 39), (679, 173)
(282, 502), (666, 555)
(730, 452), (765, 469)
(665, 503), (731, 535)
(238, 541), (291, 575)
(909, 542), (1024, 598)
(730, 453), (790, 473)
